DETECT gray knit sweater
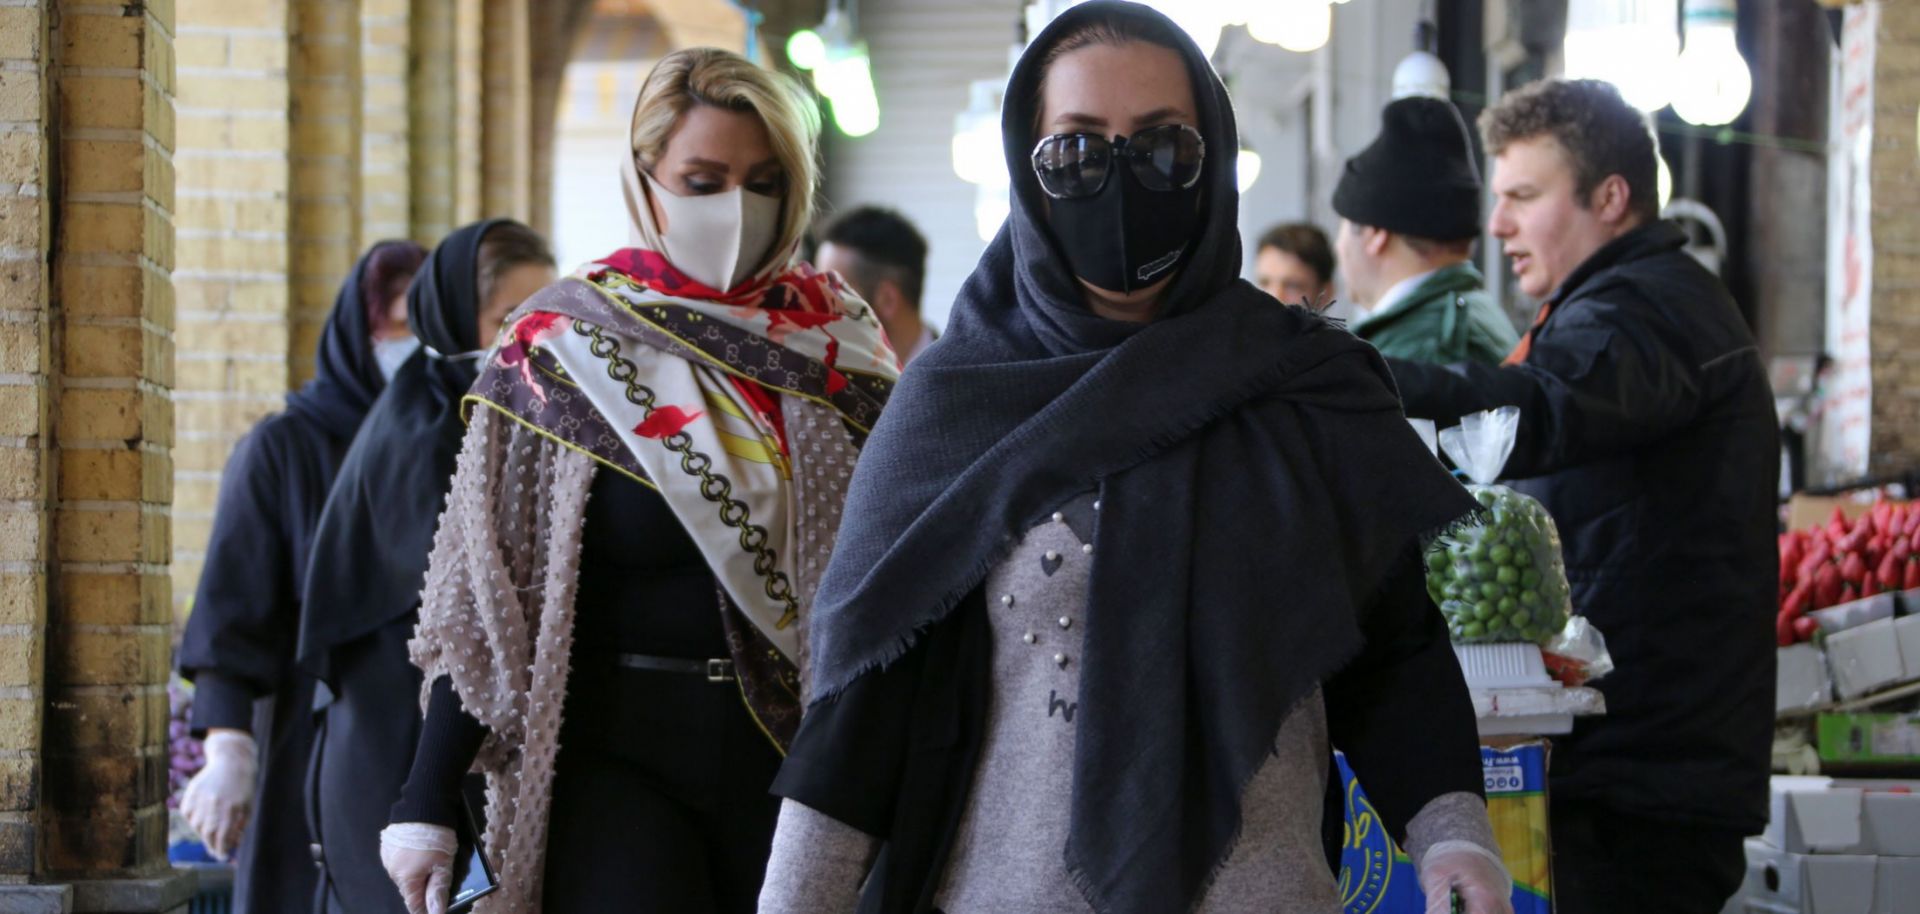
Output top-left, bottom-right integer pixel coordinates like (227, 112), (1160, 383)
(760, 496), (1497, 913)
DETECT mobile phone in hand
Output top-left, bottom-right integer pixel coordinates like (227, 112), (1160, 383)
(447, 794), (498, 914)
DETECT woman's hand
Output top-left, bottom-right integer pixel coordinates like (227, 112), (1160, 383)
(1419, 840), (1515, 914)
(380, 823), (458, 914)
(179, 729), (257, 860)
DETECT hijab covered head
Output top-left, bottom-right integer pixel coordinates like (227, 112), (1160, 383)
(299, 219), (546, 670)
(796, 4), (1478, 911)
(994, 3), (1249, 356)
(284, 240), (425, 440)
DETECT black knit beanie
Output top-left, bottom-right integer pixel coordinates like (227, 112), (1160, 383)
(1332, 96), (1482, 241)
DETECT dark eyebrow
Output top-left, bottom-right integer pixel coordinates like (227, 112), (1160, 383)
(684, 157), (733, 173)
(1054, 112), (1108, 131)
(746, 157), (783, 176)
(1131, 107), (1186, 128)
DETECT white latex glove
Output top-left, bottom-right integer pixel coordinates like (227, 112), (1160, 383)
(381, 822), (458, 914)
(1420, 840), (1515, 914)
(179, 729), (257, 861)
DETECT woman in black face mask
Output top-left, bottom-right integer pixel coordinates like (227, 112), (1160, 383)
(758, 4), (1514, 914)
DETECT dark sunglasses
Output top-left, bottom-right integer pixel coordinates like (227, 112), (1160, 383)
(1030, 124), (1207, 200)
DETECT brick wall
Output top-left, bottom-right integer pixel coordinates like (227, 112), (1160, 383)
(361, 0), (410, 241)
(170, 0), (292, 621)
(0, 0), (56, 880)
(289, 0), (362, 384)
(482, 0), (530, 222)
(1868, 1), (1920, 475)
(44, 0), (178, 877)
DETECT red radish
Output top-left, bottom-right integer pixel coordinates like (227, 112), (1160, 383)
(1793, 615), (1821, 641)
(1906, 559), (1920, 591)
(1777, 613), (1797, 647)
(1815, 564), (1844, 608)
(1881, 553), (1904, 591)
(1841, 552), (1869, 584)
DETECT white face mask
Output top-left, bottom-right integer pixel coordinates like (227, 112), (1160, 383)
(372, 336), (421, 381)
(625, 166), (782, 293)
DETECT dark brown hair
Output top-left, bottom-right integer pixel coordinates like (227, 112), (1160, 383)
(1255, 223), (1334, 284)
(1479, 78), (1660, 223)
(818, 206), (929, 309)
(475, 221), (556, 305)
(361, 240), (427, 334)
(1031, 12), (1188, 139)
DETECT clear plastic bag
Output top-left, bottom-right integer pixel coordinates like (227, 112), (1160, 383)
(1542, 614), (1614, 686)
(1423, 408), (1577, 646)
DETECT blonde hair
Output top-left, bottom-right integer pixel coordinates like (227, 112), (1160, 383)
(631, 48), (822, 271)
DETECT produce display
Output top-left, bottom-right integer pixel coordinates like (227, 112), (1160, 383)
(1777, 500), (1920, 646)
(1428, 487), (1573, 644)
(1425, 408), (1577, 646)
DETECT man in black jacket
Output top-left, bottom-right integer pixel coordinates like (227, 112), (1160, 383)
(1386, 79), (1778, 914)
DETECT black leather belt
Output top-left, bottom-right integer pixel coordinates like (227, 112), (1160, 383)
(616, 653), (735, 683)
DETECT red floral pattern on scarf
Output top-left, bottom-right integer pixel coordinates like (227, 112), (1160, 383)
(496, 310), (571, 405)
(589, 247), (867, 428)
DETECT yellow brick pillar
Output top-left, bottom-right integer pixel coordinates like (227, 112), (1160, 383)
(3, 0), (196, 908)
(482, 0), (532, 222)
(0, 0), (58, 888)
(170, 0), (293, 622)
(409, 0), (453, 240)
(362, 0), (412, 241)
(453, 0), (482, 223)
(289, 0), (363, 384)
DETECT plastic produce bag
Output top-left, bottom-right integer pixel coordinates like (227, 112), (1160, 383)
(1423, 407), (1575, 645)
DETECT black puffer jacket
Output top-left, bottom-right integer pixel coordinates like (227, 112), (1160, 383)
(1388, 220), (1779, 833)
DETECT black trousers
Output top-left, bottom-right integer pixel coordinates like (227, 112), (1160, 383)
(539, 656), (784, 913)
(1551, 798), (1748, 914)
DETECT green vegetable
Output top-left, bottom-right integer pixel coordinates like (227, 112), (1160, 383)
(1422, 483), (1573, 645)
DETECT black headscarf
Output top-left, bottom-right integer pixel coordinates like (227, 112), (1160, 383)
(283, 241), (414, 440)
(803, 4), (1477, 911)
(298, 219), (513, 672)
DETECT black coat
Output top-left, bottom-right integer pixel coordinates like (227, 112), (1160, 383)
(177, 241), (407, 913)
(1388, 221), (1779, 833)
(177, 414), (345, 913)
(774, 551), (1483, 913)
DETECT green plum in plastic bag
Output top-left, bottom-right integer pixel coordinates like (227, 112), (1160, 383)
(1422, 407), (1575, 645)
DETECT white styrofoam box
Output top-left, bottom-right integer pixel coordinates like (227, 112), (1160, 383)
(1812, 593), (1898, 635)
(1875, 857), (1920, 914)
(1742, 840), (1877, 914)
(1895, 616), (1920, 683)
(1453, 643), (1553, 688)
(1765, 778), (1874, 855)
(1820, 592), (1900, 630)
(1865, 793), (1920, 857)
(1827, 618), (1908, 700)
(1778, 643), (1835, 714)
(1896, 587), (1920, 617)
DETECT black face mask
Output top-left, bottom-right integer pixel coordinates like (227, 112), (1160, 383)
(1044, 161), (1204, 295)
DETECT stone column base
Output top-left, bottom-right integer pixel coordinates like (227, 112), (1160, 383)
(0, 869), (198, 914)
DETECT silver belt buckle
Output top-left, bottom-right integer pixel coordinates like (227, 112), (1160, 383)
(706, 659), (736, 683)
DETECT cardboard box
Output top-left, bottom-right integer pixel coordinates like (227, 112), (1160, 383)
(1876, 858), (1920, 914)
(1826, 618), (1908, 699)
(1811, 594), (1898, 635)
(1897, 588), (1920, 617)
(1895, 616), (1920, 680)
(1763, 778), (1874, 855)
(1778, 644), (1835, 714)
(1761, 777), (1920, 856)
(1740, 840), (1877, 914)
(1818, 713), (1920, 765)
(1335, 742), (1552, 914)
(1786, 494), (1888, 533)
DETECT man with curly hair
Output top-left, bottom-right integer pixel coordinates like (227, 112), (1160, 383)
(1387, 79), (1778, 914)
